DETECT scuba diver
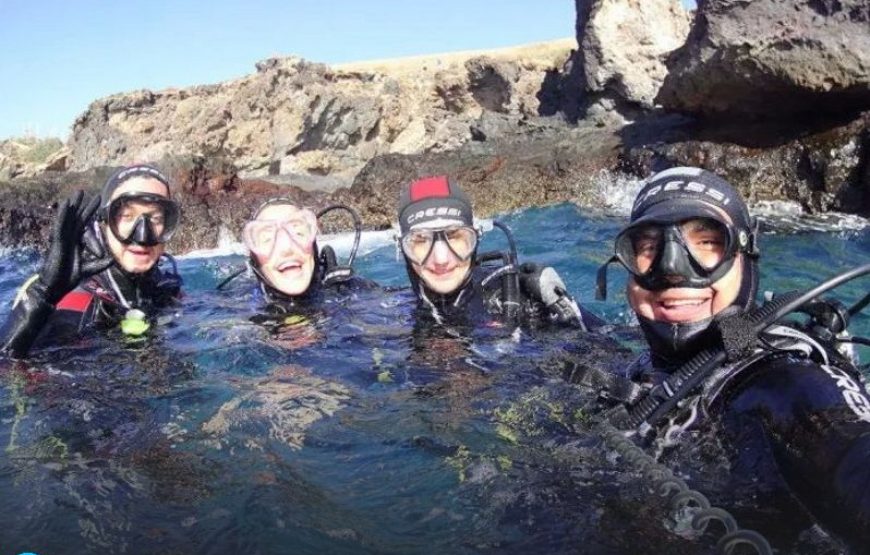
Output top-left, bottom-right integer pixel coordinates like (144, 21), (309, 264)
(225, 196), (376, 336)
(593, 166), (870, 552)
(397, 175), (601, 329)
(0, 164), (183, 357)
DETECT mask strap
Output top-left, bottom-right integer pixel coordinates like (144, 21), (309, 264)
(596, 255), (619, 300)
(746, 218), (761, 258)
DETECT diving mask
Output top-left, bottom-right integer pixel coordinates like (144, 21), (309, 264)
(104, 192), (180, 246)
(243, 208), (318, 259)
(597, 216), (755, 299)
(400, 226), (478, 265)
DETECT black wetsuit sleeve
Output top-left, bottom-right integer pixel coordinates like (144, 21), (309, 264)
(724, 356), (870, 547)
(0, 282), (55, 358)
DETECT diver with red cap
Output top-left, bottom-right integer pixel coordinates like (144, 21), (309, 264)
(593, 166), (870, 552)
(396, 175), (600, 329)
(0, 164), (182, 357)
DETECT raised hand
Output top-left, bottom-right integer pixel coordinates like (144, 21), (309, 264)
(38, 191), (113, 304)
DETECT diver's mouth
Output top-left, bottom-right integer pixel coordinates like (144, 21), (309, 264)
(424, 265), (462, 280)
(654, 296), (713, 322)
(275, 260), (305, 274)
(126, 245), (153, 257)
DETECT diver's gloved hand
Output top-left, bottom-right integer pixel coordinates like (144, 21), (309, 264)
(518, 262), (585, 328)
(36, 191), (113, 304)
(1, 192), (112, 357)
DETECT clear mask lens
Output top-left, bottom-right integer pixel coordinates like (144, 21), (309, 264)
(243, 211), (318, 259)
(615, 218), (732, 277)
(400, 226), (477, 265)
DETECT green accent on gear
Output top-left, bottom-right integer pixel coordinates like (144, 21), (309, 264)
(121, 309), (151, 336)
(283, 314), (308, 326)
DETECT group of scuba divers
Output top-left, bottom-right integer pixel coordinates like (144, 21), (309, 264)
(2, 163), (870, 552)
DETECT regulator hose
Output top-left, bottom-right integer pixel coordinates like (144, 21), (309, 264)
(599, 421), (772, 555)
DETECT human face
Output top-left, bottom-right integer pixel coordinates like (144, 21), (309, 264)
(626, 208), (743, 324)
(103, 176), (170, 274)
(407, 226), (474, 295)
(247, 204), (318, 296)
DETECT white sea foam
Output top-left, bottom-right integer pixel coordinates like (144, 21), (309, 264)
(753, 200), (869, 233)
(587, 169), (645, 216)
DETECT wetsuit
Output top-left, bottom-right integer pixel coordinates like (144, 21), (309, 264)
(410, 263), (603, 331)
(621, 325), (870, 552)
(250, 257), (377, 321)
(0, 259), (182, 357)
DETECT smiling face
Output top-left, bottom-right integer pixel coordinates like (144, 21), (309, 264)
(248, 204), (317, 297)
(626, 207), (743, 324)
(408, 230), (473, 295)
(103, 176), (170, 274)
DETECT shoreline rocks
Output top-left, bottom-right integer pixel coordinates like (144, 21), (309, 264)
(1, 0), (869, 253)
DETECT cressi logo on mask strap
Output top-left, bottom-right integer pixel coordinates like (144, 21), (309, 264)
(633, 179), (731, 214)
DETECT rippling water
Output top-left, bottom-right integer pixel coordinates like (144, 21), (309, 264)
(0, 195), (868, 554)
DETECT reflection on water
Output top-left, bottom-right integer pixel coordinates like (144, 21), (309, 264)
(0, 203), (868, 554)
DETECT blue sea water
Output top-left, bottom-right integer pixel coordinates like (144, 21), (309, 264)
(0, 201), (867, 555)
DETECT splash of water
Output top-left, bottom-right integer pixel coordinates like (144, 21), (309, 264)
(586, 170), (645, 216)
(753, 201), (869, 234)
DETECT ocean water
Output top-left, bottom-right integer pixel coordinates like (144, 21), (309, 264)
(0, 196), (868, 555)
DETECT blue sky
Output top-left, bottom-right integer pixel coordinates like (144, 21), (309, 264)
(0, 0), (696, 140)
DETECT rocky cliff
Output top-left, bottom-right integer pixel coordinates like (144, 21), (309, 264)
(658, 0), (870, 120)
(1, 0), (868, 254)
(66, 40), (576, 182)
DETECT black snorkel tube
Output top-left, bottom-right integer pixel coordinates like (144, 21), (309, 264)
(476, 220), (522, 320)
(610, 263), (870, 435)
(315, 204), (362, 286)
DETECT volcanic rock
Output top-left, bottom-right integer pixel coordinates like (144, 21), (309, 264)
(66, 42), (576, 179)
(554, 0), (691, 122)
(657, 0), (870, 120)
(620, 111), (870, 215)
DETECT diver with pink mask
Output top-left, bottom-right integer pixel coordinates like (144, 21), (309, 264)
(239, 198), (373, 308)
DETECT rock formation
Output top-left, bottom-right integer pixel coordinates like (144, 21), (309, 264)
(555, 0), (691, 122)
(658, 0), (870, 120)
(66, 41), (576, 180)
(620, 111), (870, 216)
(1, 0), (869, 254)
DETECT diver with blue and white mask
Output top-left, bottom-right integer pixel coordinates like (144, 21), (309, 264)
(595, 167), (870, 552)
(0, 164), (182, 357)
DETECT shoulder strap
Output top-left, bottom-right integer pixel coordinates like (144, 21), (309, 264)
(703, 323), (831, 407)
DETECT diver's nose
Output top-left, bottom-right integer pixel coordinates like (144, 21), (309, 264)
(429, 238), (453, 265)
(273, 227), (300, 255)
(658, 238), (685, 282)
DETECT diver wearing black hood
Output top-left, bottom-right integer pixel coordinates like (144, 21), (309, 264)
(596, 167), (870, 551)
(397, 175), (600, 329)
(0, 164), (182, 357)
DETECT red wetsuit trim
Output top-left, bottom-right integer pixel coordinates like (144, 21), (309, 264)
(55, 291), (94, 313)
